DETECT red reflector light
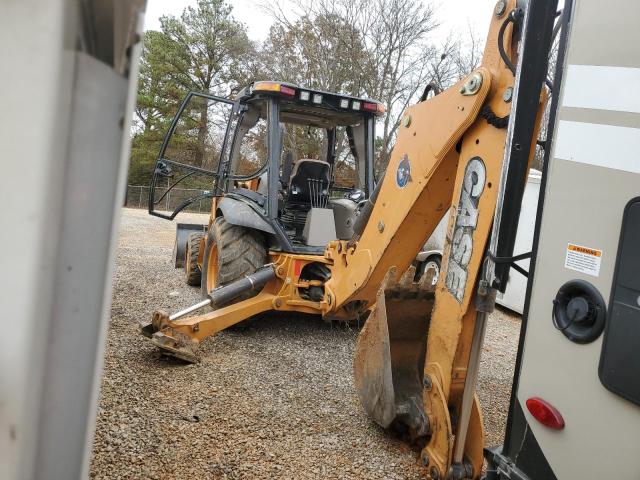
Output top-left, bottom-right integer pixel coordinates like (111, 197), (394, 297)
(362, 102), (378, 112)
(294, 260), (303, 276)
(280, 85), (296, 96)
(526, 397), (565, 430)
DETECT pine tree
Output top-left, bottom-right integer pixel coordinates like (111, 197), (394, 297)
(128, 0), (254, 186)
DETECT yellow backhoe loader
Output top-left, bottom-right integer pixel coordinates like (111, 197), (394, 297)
(142, 0), (559, 477)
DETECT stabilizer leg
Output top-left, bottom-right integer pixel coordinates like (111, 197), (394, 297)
(141, 265), (277, 362)
(141, 293), (276, 363)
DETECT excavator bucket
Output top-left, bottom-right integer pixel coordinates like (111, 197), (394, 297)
(354, 266), (435, 438)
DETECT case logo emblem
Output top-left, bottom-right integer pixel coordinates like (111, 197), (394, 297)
(446, 157), (486, 303)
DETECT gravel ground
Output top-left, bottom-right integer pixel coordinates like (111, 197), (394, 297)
(90, 208), (520, 479)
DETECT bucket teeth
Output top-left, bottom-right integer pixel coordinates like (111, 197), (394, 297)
(418, 267), (437, 289)
(398, 266), (416, 289)
(385, 265), (437, 299)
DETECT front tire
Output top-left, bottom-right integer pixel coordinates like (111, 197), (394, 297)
(185, 232), (204, 286)
(200, 216), (267, 302)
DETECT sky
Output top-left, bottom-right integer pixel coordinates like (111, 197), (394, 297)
(143, 0), (497, 45)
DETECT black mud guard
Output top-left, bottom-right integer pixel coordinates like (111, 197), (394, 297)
(217, 197), (275, 235)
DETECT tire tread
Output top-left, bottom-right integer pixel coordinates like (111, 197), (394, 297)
(185, 232), (205, 286)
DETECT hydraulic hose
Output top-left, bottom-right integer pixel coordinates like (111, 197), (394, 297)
(498, 8), (522, 76)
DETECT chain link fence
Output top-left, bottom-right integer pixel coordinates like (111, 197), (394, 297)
(124, 185), (213, 214)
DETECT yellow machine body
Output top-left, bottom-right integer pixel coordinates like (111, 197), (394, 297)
(145, 2), (545, 476)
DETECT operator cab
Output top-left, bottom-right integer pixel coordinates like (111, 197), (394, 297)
(148, 81), (383, 254)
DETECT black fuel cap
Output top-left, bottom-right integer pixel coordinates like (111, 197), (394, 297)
(552, 280), (606, 343)
(566, 296), (595, 326)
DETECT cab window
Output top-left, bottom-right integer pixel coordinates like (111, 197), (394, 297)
(228, 104), (268, 179)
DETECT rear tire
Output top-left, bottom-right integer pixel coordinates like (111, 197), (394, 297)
(185, 232), (204, 286)
(200, 216), (267, 303)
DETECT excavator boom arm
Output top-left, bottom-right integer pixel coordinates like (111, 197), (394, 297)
(337, 2), (551, 477)
(326, 6), (518, 314)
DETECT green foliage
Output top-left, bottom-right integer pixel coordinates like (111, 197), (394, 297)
(128, 0), (254, 185)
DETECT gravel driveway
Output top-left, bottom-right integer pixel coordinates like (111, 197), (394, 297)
(90, 208), (520, 479)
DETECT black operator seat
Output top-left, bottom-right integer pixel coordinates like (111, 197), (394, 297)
(280, 151), (294, 188)
(287, 159), (331, 206)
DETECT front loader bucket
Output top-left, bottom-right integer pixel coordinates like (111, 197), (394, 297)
(173, 223), (207, 268)
(354, 267), (435, 438)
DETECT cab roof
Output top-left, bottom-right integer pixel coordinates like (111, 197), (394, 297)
(234, 81), (385, 128)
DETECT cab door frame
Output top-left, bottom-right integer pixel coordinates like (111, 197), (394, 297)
(148, 91), (237, 220)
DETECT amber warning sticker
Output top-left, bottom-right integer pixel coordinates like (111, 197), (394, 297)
(564, 243), (602, 277)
